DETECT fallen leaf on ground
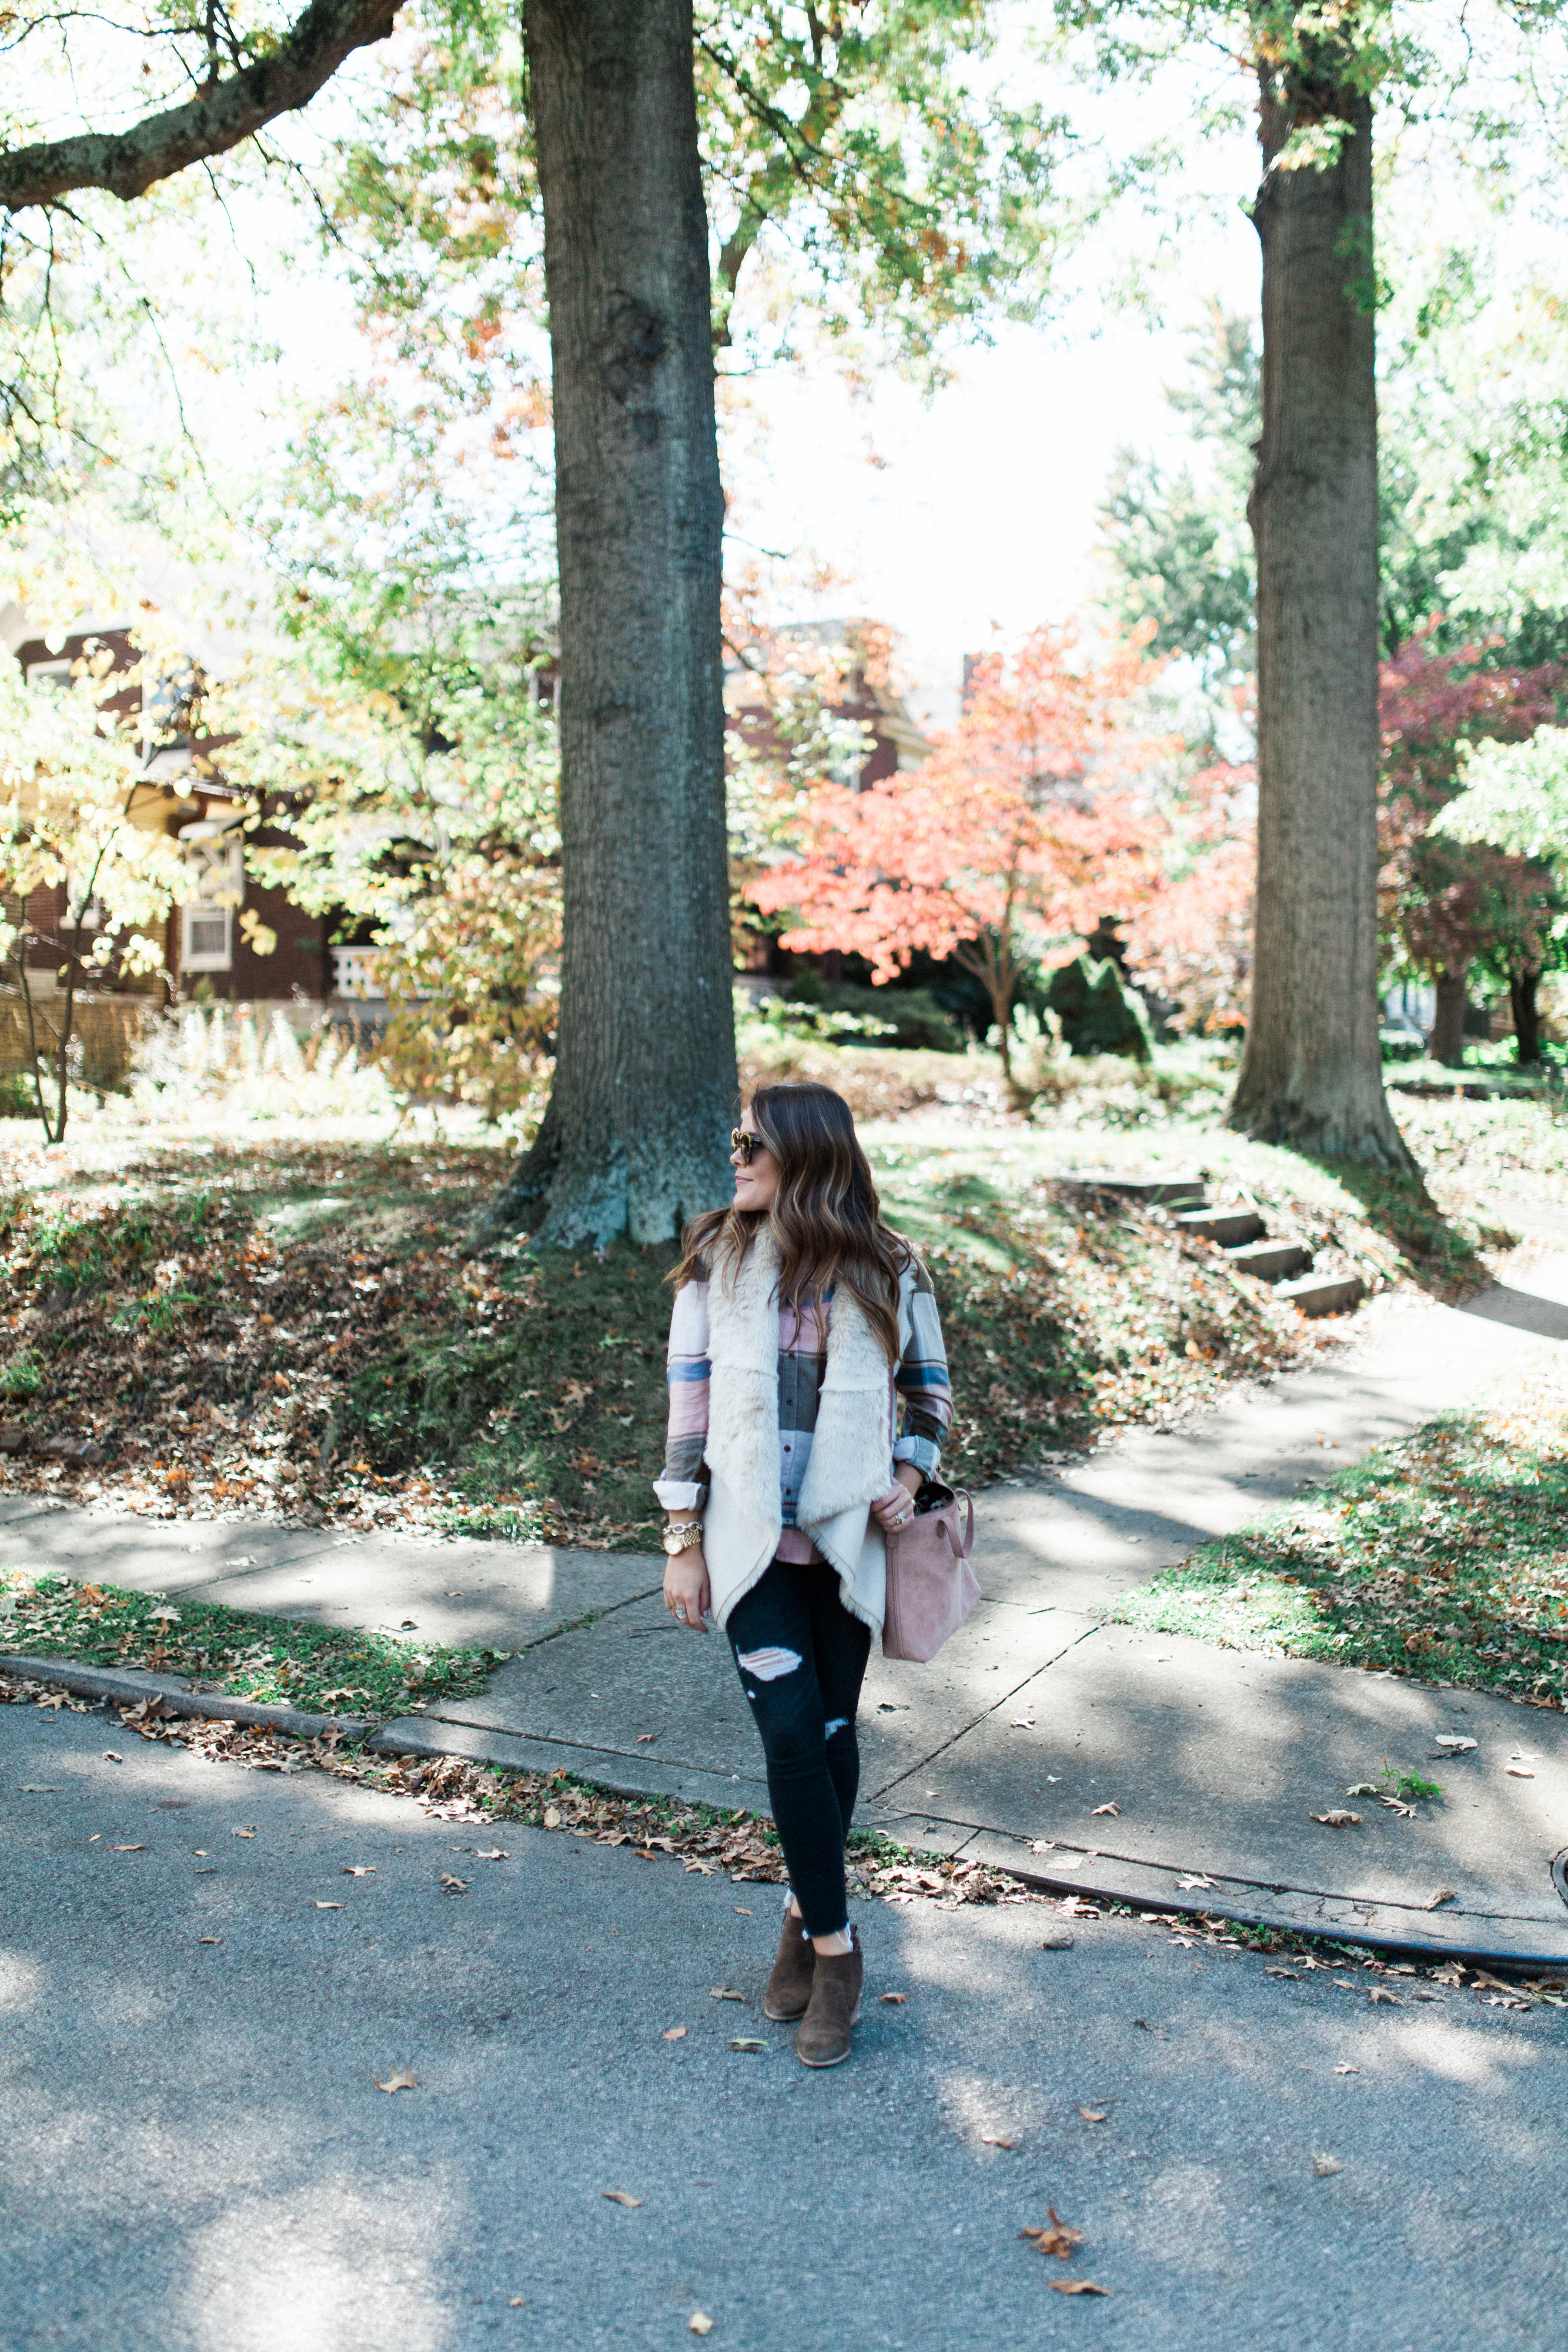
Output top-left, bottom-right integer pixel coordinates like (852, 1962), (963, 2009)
(374, 2067), (420, 2094)
(663, 2026), (688, 2042)
(1020, 2207), (1084, 2257)
(1078, 2107), (1108, 2124)
(1049, 2280), (1110, 2297)
(232, 1826), (255, 1839)
(1425, 1889), (1457, 1910)
(708, 1986), (746, 2002)
(102, 1751), (123, 1763)
(688, 2317), (714, 2338)
(111, 1844), (145, 1853)
(476, 1848), (508, 1860)
(198, 1936), (222, 1946)
(315, 1900), (343, 1910)
(1091, 1802), (1121, 1818)
(1175, 1874), (1217, 1890)
(728, 2037), (768, 2052)
(1333, 2064), (1359, 2075)
(543, 1806), (561, 1828)
(1313, 2156), (1343, 2177)
(880, 1992), (908, 2006)
(342, 1866), (376, 1877)
(1379, 1796), (1417, 1818)
(603, 2191), (642, 2207)
(1433, 1965), (1466, 1986)
(19, 1785), (61, 1793)
(1264, 1967), (1297, 1979)
(1344, 1783), (1380, 1798)
(509, 2298), (526, 2308)
(440, 1873), (470, 1894)
(981, 2133), (1015, 2149)
(1311, 1811), (1362, 1827)
(1009, 1719), (1036, 1729)
(1506, 1763), (1534, 1778)
(732, 1906), (753, 1915)
(1434, 1735), (1477, 1752)
(1471, 1970), (1513, 1992)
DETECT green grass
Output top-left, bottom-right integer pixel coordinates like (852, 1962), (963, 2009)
(1106, 1365), (1568, 1705)
(0, 1568), (505, 1718)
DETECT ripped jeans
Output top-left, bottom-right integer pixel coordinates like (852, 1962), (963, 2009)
(728, 1555), (873, 1938)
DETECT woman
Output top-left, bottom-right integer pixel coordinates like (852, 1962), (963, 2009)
(656, 1083), (952, 2067)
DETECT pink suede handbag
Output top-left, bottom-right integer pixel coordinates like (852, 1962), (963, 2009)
(881, 1482), (979, 1663)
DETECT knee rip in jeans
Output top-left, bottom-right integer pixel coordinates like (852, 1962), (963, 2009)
(735, 1645), (802, 1682)
(824, 1716), (850, 1739)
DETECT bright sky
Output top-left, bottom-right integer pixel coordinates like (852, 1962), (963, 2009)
(737, 306), (1251, 731)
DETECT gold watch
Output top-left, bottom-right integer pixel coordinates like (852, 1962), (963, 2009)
(662, 1520), (704, 1556)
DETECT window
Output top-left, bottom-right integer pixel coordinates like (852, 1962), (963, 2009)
(177, 819), (243, 975)
(182, 907), (232, 970)
(25, 658), (72, 691)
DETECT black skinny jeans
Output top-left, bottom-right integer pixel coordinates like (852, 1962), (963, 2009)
(727, 1555), (872, 1938)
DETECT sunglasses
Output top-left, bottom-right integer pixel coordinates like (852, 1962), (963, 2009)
(730, 1127), (765, 1164)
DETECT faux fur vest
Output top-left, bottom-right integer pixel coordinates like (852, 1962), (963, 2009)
(703, 1229), (903, 1633)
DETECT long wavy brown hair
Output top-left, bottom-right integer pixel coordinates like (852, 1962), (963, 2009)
(671, 1083), (910, 1361)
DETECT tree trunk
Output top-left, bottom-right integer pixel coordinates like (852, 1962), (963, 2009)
(1427, 968), (1468, 1068)
(1509, 964), (1542, 1065)
(1227, 66), (1414, 1170)
(493, 0), (735, 1247)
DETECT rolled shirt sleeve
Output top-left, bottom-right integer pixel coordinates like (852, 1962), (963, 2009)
(655, 1275), (711, 1515)
(892, 1265), (952, 1480)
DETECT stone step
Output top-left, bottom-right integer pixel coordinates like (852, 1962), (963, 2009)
(1275, 1272), (1366, 1318)
(1175, 1208), (1265, 1248)
(1225, 1238), (1312, 1282)
(1066, 1172), (1206, 1207)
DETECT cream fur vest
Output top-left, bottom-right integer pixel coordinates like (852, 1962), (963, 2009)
(703, 1230), (903, 1633)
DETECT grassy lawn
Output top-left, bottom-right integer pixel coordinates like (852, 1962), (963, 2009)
(1107, 1361), (1568, 1708)
(0, 1566), (504, 1716)
(0, 1033), (1559, 1555)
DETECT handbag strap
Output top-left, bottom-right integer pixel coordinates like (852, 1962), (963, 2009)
(947, 1491), (975, 1558)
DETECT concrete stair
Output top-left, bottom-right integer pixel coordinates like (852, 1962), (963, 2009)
(1069, 1172), (1363, 1318)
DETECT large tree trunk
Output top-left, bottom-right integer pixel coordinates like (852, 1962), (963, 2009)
(493, 0), (735, 1247)
(1228, 67), (1414, 1170)
(1428, 967), (1468, 1068)
(1509, 964), (1542, 1065)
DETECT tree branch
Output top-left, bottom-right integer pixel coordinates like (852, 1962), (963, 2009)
(0, 0), (399, 213)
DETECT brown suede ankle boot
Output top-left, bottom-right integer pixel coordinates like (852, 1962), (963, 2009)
(763, 1910), (816, 2023)
(795, 1927), (862, 2067)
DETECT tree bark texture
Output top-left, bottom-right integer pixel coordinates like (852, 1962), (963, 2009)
(1228, 74), (1414, 1169)
(1509, 965), (1542, 1065)
(0, 0), (397, 213)
(1428, 967), (1468, 1068)
(496, 0), (735, 1247)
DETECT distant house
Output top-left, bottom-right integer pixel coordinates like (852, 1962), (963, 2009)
(2, 609), (342, 1014)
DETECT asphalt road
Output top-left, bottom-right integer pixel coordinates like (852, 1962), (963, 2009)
(2, 1698), (1564, 2352)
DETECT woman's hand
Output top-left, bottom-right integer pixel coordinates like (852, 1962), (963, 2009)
(870, 1462), (922, 1532)
(663, 1545), (711, 1632)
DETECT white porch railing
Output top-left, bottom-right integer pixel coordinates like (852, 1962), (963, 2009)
(330, 947), (385, 1001)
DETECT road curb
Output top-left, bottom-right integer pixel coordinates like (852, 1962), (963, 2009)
(0, 1652), (372, 1742)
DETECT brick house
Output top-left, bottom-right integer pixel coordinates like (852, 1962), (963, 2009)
(1, 609), (336, 1012)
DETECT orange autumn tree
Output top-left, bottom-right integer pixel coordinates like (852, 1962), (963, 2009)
(750, 624), (1166, 1086)
(1124, 760), (1257, 1033)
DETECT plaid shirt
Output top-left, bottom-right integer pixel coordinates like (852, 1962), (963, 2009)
(655, 1257), (952, 1563)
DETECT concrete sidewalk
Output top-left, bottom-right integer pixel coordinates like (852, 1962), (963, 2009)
(4, 1266), (1567, 1962)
